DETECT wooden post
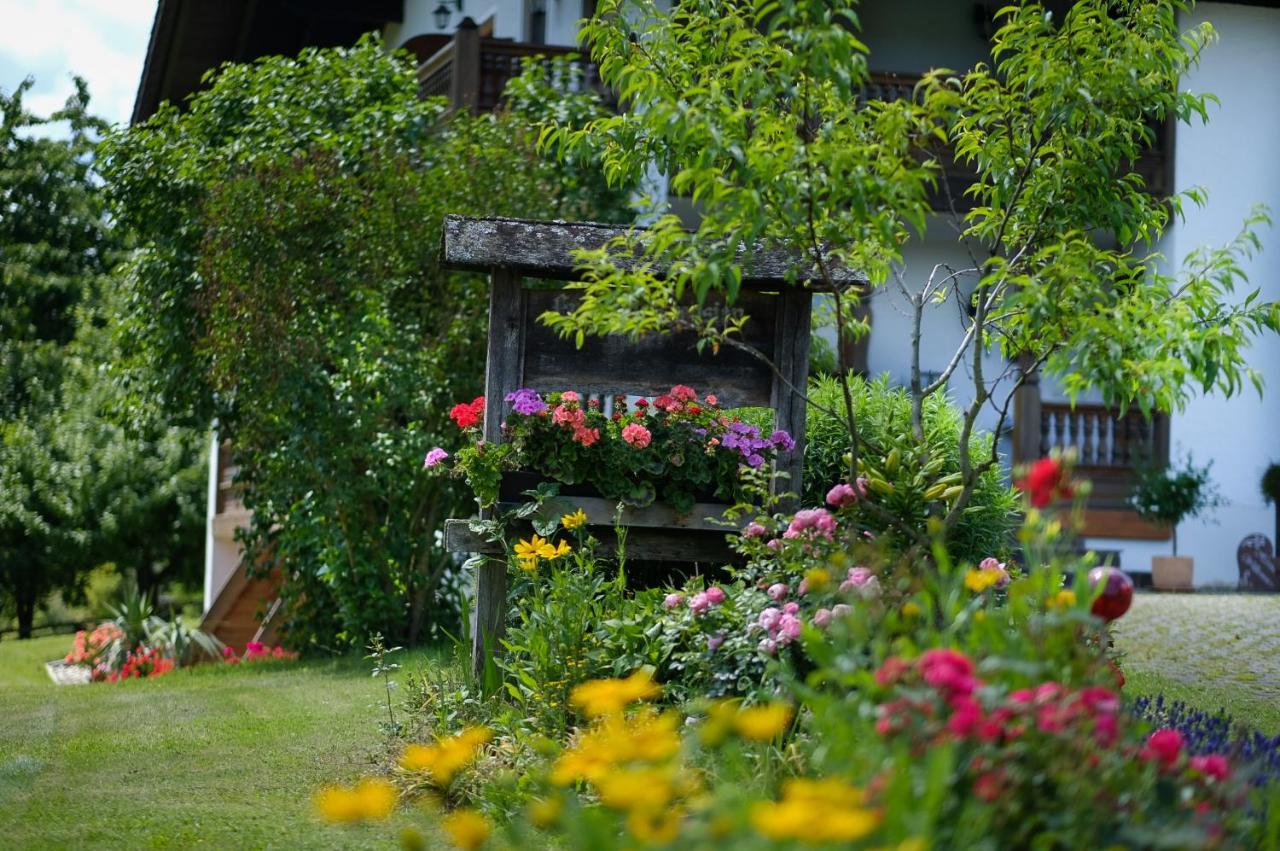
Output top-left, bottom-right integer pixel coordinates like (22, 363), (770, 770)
(1011, 354), (1041, 465)
(771, 287), (812, 503)
(471, 269), (524, 680)
(450, 17), (480, 111)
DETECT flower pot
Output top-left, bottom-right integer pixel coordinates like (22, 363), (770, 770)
(1151, 555), (1193, 591)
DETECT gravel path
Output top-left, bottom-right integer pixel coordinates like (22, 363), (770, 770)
(1112, 593), (1280, 703)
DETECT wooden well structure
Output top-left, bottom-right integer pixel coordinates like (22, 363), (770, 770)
(439, 215), (865, 674)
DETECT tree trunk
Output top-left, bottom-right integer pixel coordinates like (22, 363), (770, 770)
(16, 590), (36, 639)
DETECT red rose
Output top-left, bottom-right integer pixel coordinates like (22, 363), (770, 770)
(1016, 457), (1074, 507)
(1140, 728), (1184, 769)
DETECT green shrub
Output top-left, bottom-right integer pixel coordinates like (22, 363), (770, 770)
(803, 373), (1018, 564)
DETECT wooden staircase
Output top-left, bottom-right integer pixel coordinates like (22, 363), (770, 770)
(200, 563), (282, 652)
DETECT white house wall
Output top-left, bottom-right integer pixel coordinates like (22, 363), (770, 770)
(1092, 3), (1280, 586)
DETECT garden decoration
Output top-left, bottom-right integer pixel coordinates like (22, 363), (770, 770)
(437, 215), (863, 676)
(1130, 455), (1223, 591)
(1237, 534), (1279, 593)
(1087, 566), (1134, 622)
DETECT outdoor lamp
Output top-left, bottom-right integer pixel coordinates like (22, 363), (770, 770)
(433, 3), (451, 29)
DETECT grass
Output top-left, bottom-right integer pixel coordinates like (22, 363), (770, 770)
(0, 634), (443, 850)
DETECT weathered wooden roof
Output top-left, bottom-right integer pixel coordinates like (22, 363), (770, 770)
(440, 215), (866, 287)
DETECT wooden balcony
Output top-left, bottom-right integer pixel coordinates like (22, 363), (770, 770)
(861, 71), (1174, 203)
(417, 19), (612, 113)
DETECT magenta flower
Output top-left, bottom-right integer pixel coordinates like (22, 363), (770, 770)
(1190, 754), (1230, 781)
(767, 583), (789, 602)
(812, 608), (832, 629)
(704, 586), (726, 605)
(423, 447), (449, 468)
(758, 607), (782, 632)
(783, 601), (799, 615)
(688, 592), (710, 614)
(742, 521), (768, 538)
(826, 482), (860, 508)
(1141, 728), (1184, 769)
(776, 614), (802, 642)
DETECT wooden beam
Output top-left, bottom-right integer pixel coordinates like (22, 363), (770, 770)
(441, 215), (867, 287)
(770, 287), (811, 502)
(445, 519), (743, 564)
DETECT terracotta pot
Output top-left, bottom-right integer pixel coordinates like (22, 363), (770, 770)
(1152, 555), (1194, 591)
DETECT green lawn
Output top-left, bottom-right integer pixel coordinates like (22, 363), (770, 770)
(0, 634), (441, 850)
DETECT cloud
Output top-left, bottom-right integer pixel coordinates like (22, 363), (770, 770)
(0, 0), (157, 129)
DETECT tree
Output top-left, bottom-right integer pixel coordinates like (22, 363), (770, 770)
(0, 80), (205, 638)
(101, 38), (635, 648)
(543, 0), (1279, 556)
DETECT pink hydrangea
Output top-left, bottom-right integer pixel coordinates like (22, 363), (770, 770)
(423, 447), (449, 468)
(663, 593), (684, 610)
(621, 422), (652, 448)
(767, 583), (789, 602)
(688, 592), (710, 615)
(704, 586), (726, 605)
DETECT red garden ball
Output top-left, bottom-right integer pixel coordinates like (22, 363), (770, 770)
(1087, 567), (1133, 622)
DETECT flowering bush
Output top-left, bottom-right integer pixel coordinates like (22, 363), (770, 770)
(430, 385), (793, 512)
(64, 622), (125, 672)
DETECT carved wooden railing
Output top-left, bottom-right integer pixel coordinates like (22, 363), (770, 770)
(1034, 401), (1169, 509)
(417, 19), (613, 113)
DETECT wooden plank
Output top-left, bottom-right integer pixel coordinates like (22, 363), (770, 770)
(441, 215), (868, 287)
(445, 519), (742, 564)
(1076, 508), (1171, 541)
(473, 268), (525, 678)
(521, 287), (776, 407)
(769, 287), (812, 500)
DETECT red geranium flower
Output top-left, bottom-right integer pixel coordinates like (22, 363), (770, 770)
(449, 396), (485, 430)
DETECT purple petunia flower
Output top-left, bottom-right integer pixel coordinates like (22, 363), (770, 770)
(769, 429), (795, 452)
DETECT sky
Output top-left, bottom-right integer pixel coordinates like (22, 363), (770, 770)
(0, 0), (157, 130)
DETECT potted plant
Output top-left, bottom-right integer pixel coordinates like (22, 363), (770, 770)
(1263, 462), (1280, 549)
(1130, 455), (1223, 591)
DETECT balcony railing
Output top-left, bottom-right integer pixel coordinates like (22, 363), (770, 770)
(417, 20), (613, 113)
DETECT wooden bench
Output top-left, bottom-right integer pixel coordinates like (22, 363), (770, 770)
(438, 215), (865, 675)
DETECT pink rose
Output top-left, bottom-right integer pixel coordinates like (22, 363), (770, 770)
(663, 593), (684, 610)
(757, 638), (778, 656)
(767, 583), (789, 602)
(813, 608), (832, 628)
(826, 482), (860, 508)
(758, 607), (782, 632)
(742, 521), (768, 538)
(831, 603), (852, 619)
(783, 602), (799, 615)
(777, 614), (802, 642)
(688, 592), (710, 614)
(705, 586), (726, 605)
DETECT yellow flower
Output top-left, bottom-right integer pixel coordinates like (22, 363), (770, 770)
(698, 698), (742, 747)
(595, 766), (676, 812)
(399, 726), (492, 785)
(803, 567), (831, 592)
(528, 795), (564, 829)
(964, 568), (1001, 593)
(551, 712), (681, 785)
(733, 703), (793, 741)
(1048, 589), (1077, 610)
(750, 777), (879, 843)
(314, 778), (397, 823)
(901, 601), (922, 618)
(561, 508), (588, 530)
(441, 808), (490, 850)
(552, 539), (572, 559)
(513, 534), (557, 570)
(569, 670), (661, 718)
(627, 807), (682, 844)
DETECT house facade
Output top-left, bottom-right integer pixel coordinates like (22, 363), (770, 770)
(132, 0), (1278, 625)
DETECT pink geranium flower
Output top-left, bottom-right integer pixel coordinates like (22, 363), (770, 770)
(621, 422), (652, 448)
(423, 447), (449, 468)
